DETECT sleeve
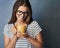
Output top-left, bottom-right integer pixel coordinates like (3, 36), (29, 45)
(3, 24), (13, 39)
(32, 21), (42, 37)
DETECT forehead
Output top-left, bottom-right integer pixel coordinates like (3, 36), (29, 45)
(18, 6), (28, 12)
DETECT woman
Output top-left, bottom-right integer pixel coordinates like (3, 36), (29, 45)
(3, 0), (43, 48)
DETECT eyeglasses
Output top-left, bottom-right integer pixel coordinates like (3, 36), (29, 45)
(17, 10), (28, 15)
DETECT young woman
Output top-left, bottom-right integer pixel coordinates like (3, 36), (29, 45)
(3, 0), (43, 48)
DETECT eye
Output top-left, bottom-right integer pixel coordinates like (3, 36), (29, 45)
(24, 12), (28, 14)
(17, 10), (28, 15)
(17, 10), (22, 13)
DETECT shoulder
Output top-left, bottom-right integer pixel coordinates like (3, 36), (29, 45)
(28, 21), (42, 37)
(28, 20), (41, 29)
(29, 20), (39, 26)
(4, 24), (13, 29)
(31, 20), (38, 24)
(3, 24), (14, 39)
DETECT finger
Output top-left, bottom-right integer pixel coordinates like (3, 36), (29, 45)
(11, 27), (17, 34)
(17, 33), (20, 37)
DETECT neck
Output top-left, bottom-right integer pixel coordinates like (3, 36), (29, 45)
(15, 20), (25, 25)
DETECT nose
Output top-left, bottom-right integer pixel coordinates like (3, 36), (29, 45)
(21, 13), (25, 17)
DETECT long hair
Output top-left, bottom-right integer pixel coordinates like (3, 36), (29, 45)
(8, 0), (33, 24)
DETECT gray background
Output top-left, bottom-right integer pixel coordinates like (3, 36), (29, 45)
(0, 0), (60, 48)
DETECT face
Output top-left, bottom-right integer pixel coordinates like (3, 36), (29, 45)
(16, 6), (28, 22)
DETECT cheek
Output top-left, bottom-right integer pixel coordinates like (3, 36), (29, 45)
(16, 12), (20, 18)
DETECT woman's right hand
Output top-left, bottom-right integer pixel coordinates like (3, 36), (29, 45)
(17, 30), (24, 38)
(11, 26), (21, 38)
(11, 26), (25, 39)
(17, 30), (21, 38)
(11, 26), (17, 35)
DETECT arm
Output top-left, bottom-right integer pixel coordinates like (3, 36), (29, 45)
(27, 32), (43, 48)
(4, 34), (17, 48)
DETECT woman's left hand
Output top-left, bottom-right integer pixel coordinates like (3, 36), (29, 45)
(22, 33), (30, 38)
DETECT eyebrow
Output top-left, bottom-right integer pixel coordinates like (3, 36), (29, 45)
(17, 10), (28, 12)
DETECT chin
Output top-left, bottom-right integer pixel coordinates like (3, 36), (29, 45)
(19, 19), (24, 22)
(18, 18), (25, 22)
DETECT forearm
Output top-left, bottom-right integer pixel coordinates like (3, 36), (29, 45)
(7, 35), (17, 48)
(27, 36), (43, 48)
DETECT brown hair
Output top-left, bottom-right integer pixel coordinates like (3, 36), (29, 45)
(8, 0), (33, 24)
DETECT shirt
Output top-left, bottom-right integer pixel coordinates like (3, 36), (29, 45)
(3, 20), (42, 48)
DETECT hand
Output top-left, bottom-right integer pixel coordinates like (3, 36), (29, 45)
(16, 30), (22, 38)
(11, 26), (24, 39)
(11, 26), (21, 38)
(21, 33), (30, 38)
(16, 29), (29, 38)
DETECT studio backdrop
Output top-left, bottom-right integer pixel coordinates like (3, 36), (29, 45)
(0, 0), (60, 48)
